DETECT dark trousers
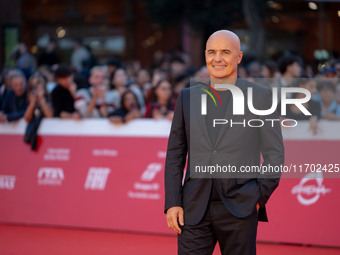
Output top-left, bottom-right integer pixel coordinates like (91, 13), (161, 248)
(178, 200), (258, 255)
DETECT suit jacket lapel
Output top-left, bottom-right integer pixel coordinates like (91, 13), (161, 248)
(192, 84), (213, 148)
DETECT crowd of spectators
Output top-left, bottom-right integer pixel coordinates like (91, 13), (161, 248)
(1, 40), (340, 135)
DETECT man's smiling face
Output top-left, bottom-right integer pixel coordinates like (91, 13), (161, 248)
(205, 31), (243, 79)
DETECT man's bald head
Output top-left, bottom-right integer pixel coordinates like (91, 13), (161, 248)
(205, 30), (243, 79)
(206, 30), (241, 52)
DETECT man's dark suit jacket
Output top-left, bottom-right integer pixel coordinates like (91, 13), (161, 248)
(164, 78), (285, 225)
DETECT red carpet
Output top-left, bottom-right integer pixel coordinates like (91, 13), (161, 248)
(1, 224), (339, 255)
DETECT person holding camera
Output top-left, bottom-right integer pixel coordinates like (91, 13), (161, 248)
(24, 73), (53, 122)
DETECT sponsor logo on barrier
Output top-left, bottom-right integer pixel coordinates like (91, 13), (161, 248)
(0, 175), (16, 190)
(44, 148), (70, 161)
(157, 150), (166, 159)
(291, 172), (331, 205)
(38, 168), (64, 186)
(128, 163), (162, 200)
(140, 163), (162, 181)
(92, 149), (118, 157)
(84, 167), (111, 190)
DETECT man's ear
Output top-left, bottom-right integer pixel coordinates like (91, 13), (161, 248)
(238, 51), (243, 64)
(204, 50), (208, 63)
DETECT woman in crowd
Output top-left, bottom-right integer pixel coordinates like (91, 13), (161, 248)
(136, 68), (153, 99)
(108, 90), (141, 125)
(284, 76), (321, 134)
(136, 68), (151, 88)
(151, 68), (169, 87)
(317, 80), (340, 120)
(107, 68), (128, 109)
(23, 73), (53, 150)
(144, 79), (174, 120)
(24, 73), (53, 122)
(108, 68), (145, 113)
(261, 60), (280, 79)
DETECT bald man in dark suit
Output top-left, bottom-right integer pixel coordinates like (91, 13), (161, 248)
(164, 30), (284, 255)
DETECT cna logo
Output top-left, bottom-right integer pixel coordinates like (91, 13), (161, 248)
(84, 167), (111, 190)
(128, 163), (162, 200)
(291, 172), (331, 205)
(38, 168), (64, 186)
(0, 175), (16, 190)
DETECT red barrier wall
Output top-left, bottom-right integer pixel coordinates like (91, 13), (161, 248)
(0, 119), (339, 247)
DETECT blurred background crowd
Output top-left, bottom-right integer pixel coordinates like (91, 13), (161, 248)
(0, 0), (340, 128)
